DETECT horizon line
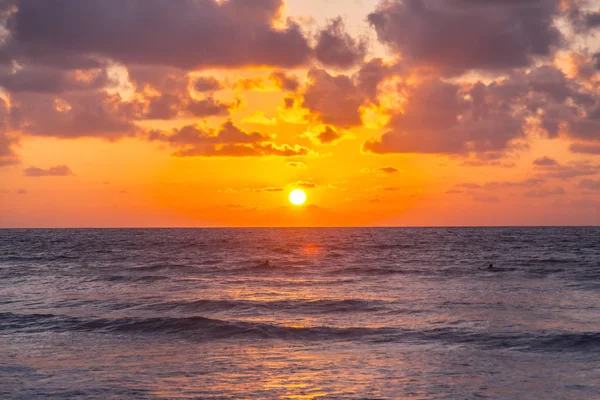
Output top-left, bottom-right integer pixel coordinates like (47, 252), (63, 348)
(0, 225), (598, 230)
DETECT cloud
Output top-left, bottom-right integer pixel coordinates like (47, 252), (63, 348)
(570, 143), (600, 155)
(122, 66), (234, 120)
(286, 161), (307, 168)
(242, 111), (277, 126)
(459, 160), (517, 168)
(534, 159), (600, 179)
(455, 183), (481, 189)
(484, 178), (545, 190)
(269, 71), (300, 92)
(252, 187), (283, 193)
(16, 188), (27, 194)
(12, 91), (137, 139)
(292, 181), (317, 189)
(0, 99), (19, 166)
(0, 64), (110, 93)
(149, 120), (268, 146)
(186, 97), (232, 118)
(585, 12), (600, 28)
(149, 120), (314, 157)
(302, 68), (364, 128)
(375, 167), (399, 174)
(363, 78), (524, 155)
(533, 156), (559, 167)
(315, 17), (366, 69)
(578, 179), (600, 191)
(193, 76), (223, 93)
(299, 60), (401, 129)
(368, 0), (562, 75)
(363, 60), (600, 157)
(523, 187), (566, 198)
(315, 126), (342, 144)
(173, 141), (313, 158)
(2, 0), (312, 69)
(24, 164), (73, 177)
(354, 58), (400, 102)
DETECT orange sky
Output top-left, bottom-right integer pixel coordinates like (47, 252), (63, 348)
(0, 0), (599, 227)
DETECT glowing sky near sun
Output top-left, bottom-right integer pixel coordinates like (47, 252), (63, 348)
(0, 0), (599, 227)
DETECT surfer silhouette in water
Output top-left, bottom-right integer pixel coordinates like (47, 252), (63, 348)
(480, 263), (495, 271)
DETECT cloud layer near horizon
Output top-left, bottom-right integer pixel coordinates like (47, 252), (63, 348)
(0, 0), (599, 226)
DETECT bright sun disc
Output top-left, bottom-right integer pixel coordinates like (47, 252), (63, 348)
(289, 189), (307, 206)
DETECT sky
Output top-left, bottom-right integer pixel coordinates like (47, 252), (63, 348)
(0, 0), (599, 227)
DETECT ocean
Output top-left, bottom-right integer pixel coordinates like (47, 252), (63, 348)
(0, 227), (599, 399)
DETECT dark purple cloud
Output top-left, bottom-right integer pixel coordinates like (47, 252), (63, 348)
(363, 78), (524, 155)
(368, 0), (562, 75)
(484, 178), (545, 190)
(585, 12), (600, 28)
(354, 58), (400, 102)
(363, 62), (600, 156)
(24, 164), (73, 177)
(578, 179), (600, 190)
(149, 121), (268, 146)
(149, 120), (312, 158)
(0, 132), (18, 166)
(523, 186), (566, 198)
(302, 68), (364, 128)
(2, 0), (312, 69)
(11, 91), (137, 139)
(315, 17), (366, 69)
(533, 156), (559, 167)
(316, 126), (342, 144)
(122, 66), (233, 120)
(269, 71), (300, 92)
(534, 160), (600, 180)
(570, 143), (600, 155)
(299, 60), (400, 128)
(0, 98), (19, 166)
(0, 65), (110, 93)
(186, 98), (232, 118)
(193, 76), (224, 93)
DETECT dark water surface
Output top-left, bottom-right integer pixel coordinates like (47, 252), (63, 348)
(1, 227), (599, 399)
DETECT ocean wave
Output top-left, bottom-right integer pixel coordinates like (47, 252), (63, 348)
(0, 312), (390, 341)
(131, 263), (201, 274)
(140, 298), (388, 314)
(102, 275), (170, 283)
(2, 312), (598, 352)
(328, 266), (428, 276)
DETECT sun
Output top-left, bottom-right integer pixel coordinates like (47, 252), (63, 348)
(289, 189), (307, 206)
